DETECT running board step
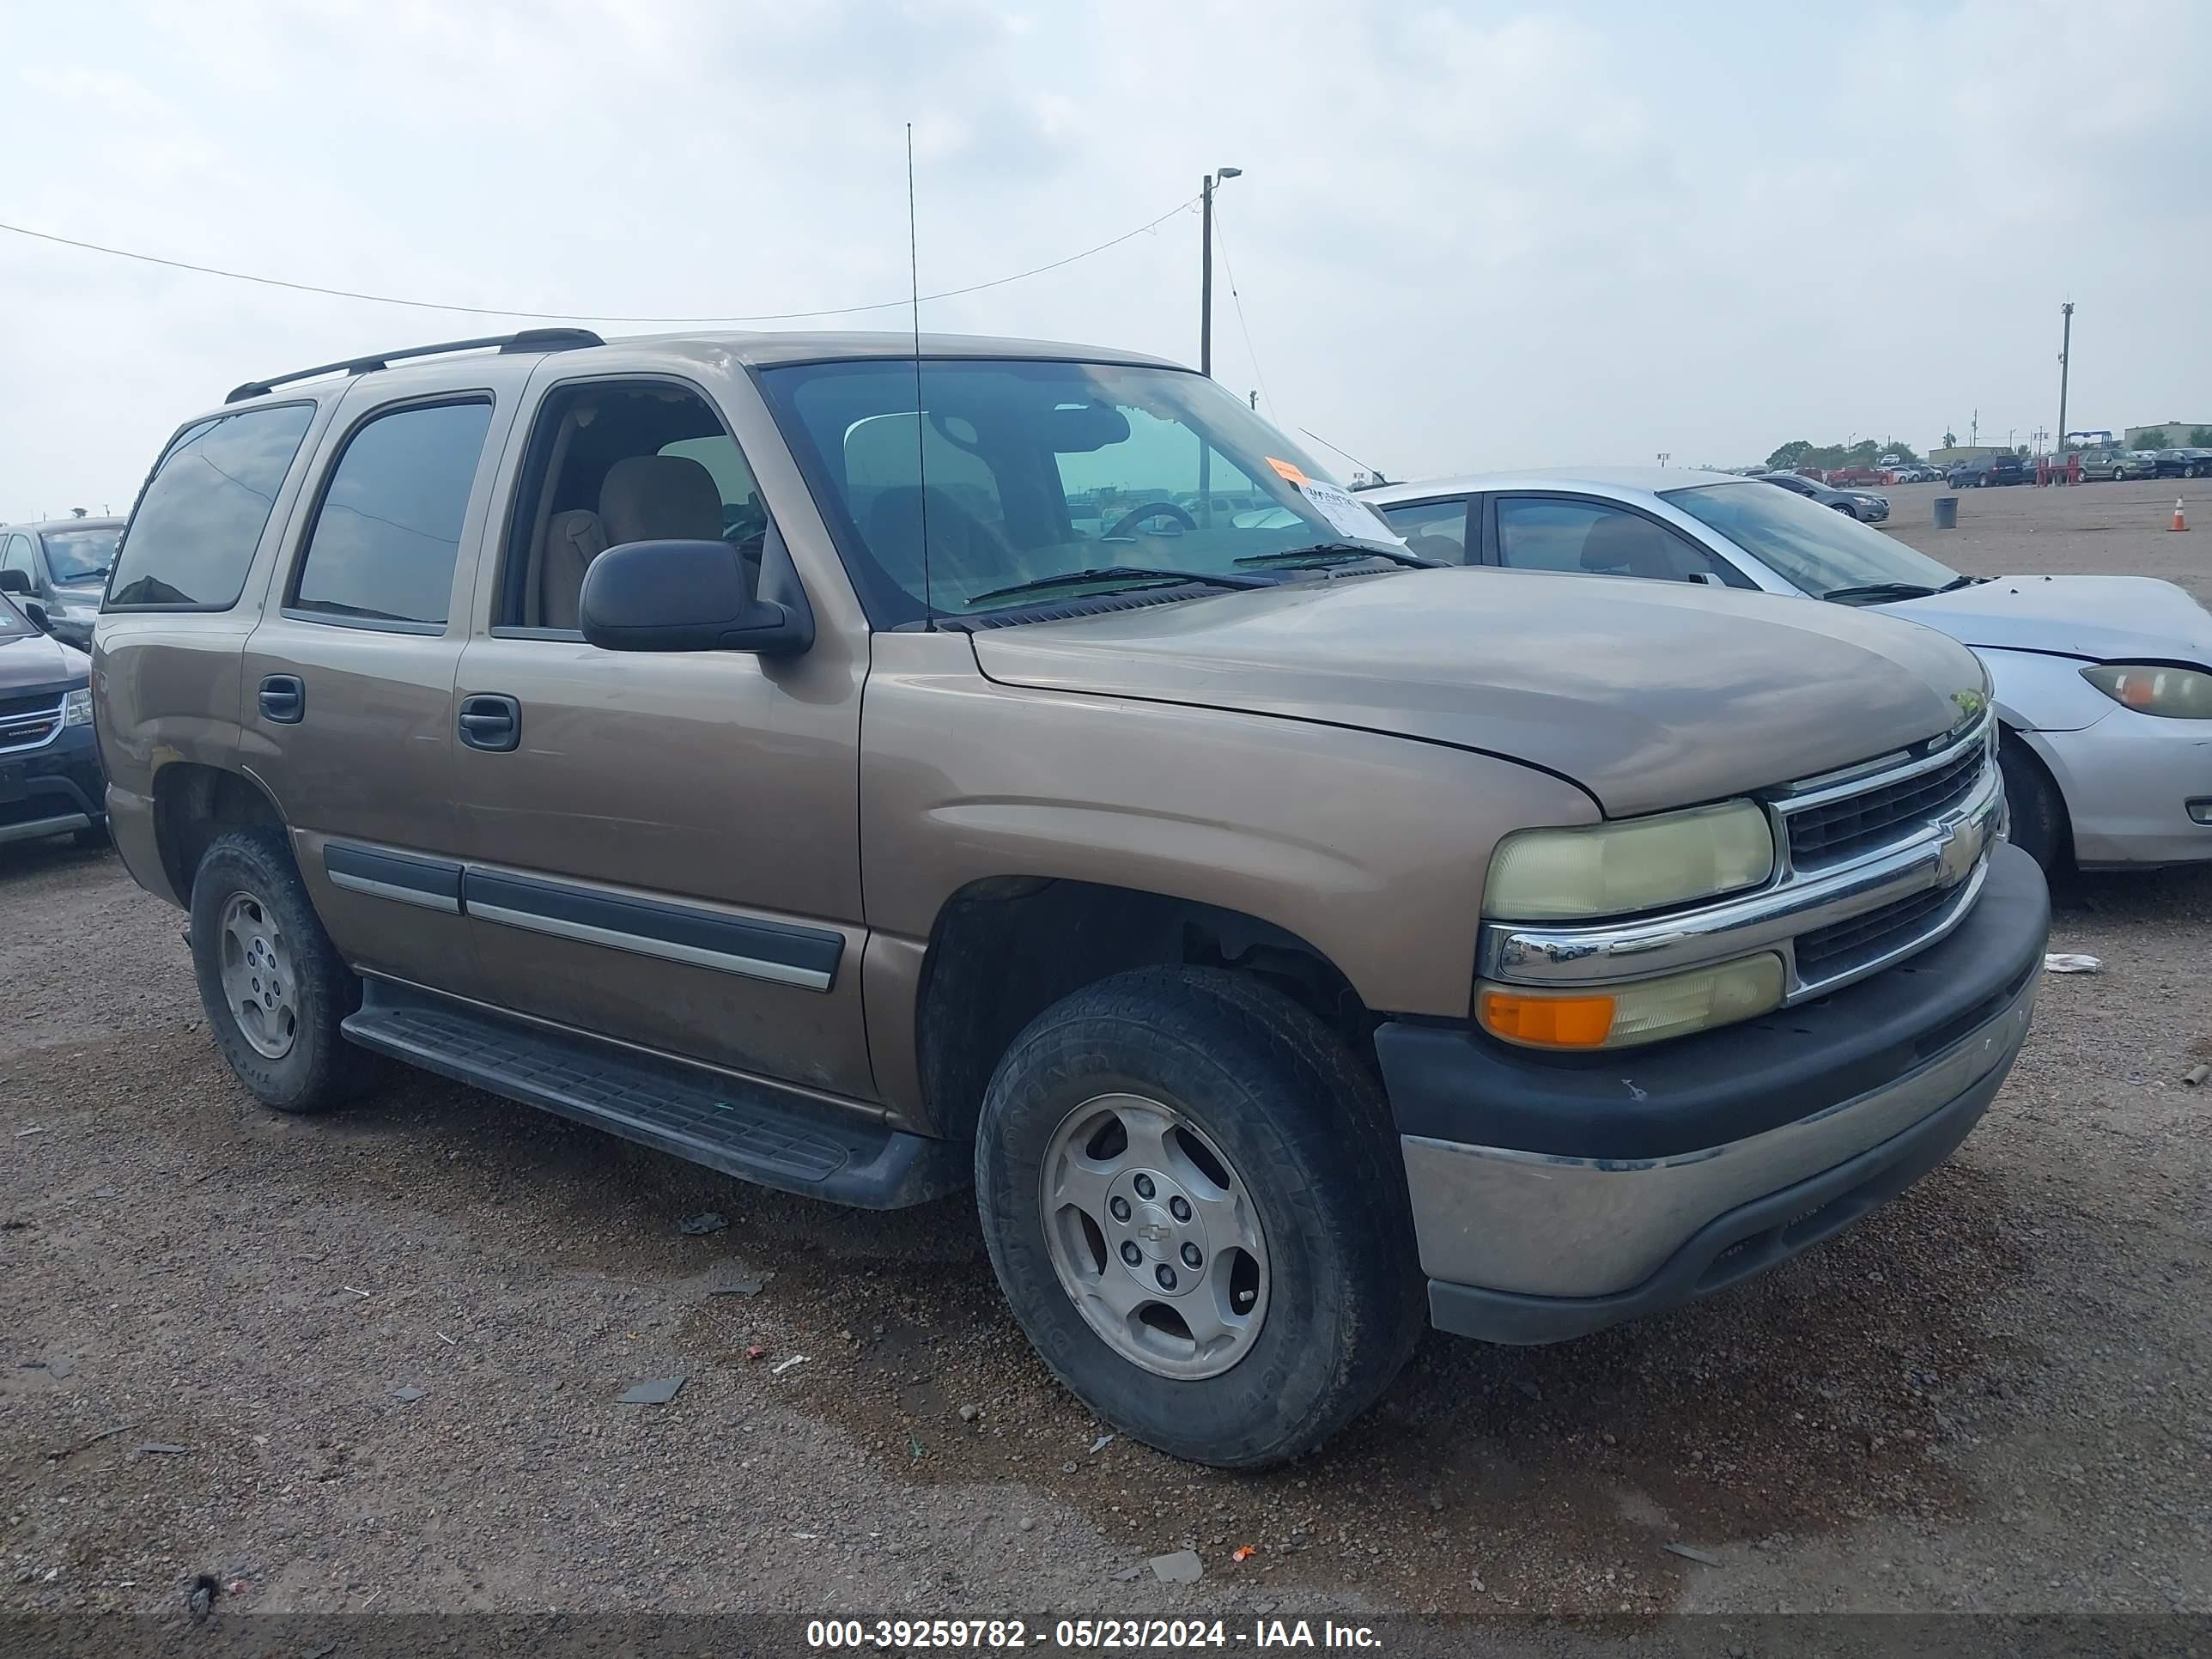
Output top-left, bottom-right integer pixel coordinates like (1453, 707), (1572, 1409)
(342, 982), (967, 1209)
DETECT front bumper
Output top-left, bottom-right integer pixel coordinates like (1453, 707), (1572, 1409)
(0, 722), (106, 845)
(2036, 715), (2212, 867)
(1376, 841), (2049, 1344)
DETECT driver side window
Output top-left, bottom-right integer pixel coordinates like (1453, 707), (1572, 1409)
(1, 535), (36, 591)
(497, 382), (769, 634)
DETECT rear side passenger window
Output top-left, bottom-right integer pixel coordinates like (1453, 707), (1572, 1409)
(293, 400), (493, 627)
(108, 403), (315, 609)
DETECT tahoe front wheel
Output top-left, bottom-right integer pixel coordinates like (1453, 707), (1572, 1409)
(975, 967), (1422, 1468)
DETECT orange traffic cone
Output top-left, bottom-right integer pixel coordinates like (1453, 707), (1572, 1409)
(2173, 498), (2191, 532)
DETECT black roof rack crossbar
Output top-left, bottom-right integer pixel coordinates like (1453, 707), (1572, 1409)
(225, 327), (604, 404)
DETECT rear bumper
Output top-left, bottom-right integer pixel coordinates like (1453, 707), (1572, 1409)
(1376, 842), (2048, 1343)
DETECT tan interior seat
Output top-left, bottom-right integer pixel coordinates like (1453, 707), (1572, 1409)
(538, 509), (609, 630)
(600, 453), (724, 544)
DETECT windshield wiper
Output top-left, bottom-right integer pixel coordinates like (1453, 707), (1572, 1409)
(963, 565), (1274, 608)
(1822, 581), (1937, 604)
(1234, 541), (1442, 571)
(1938, 574), (1987, 592)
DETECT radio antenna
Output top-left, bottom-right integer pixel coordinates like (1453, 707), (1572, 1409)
(908, 123), (933, 629)
(1297, 426), (1389, 485)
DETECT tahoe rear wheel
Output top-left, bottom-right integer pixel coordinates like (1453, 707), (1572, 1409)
(189, 826), (374, 1114)
(975, 966), (1422, 1468)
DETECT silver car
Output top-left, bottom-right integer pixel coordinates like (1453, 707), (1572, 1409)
(1366, 468), (2212, 871)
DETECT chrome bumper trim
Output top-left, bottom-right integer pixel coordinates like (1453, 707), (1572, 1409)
(1401, 969), (2035, 1299)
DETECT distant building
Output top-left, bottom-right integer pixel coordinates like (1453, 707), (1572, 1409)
(2126, 422), (2212, 448)
(1929, 445), (2008, 465)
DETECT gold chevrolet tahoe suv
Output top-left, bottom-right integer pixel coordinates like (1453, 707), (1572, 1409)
(92, 328), (2048, 1467)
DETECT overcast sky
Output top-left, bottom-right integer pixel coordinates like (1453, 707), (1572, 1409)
(3, 0), (2206, 519)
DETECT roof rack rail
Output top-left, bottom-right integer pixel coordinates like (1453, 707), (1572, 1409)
(225, 327), (604, 404)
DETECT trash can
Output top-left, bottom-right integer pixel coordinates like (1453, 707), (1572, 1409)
(1933, 495), (1959, 530)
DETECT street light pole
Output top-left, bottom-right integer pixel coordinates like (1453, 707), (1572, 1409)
(1200, 167), (1240, 378)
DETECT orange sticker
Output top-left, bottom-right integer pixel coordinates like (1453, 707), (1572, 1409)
(1266, 457), (1310, 485)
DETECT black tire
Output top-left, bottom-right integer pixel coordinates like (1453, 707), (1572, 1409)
(1997, 732), (2069, 873)
(1829, 501), (1856, 518)
(974, 966), (1423, 1468)
(189, 825), (374, 1114)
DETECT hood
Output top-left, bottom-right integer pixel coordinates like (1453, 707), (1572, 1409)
(1881, 574), (2212, 664)
(0, 624), (87, 693)
(969, 568), (1984, 818)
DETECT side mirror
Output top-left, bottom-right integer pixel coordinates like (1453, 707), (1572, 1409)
(579, 538), (812, 656)
(0, 569), (30, 595)
(20, 599), (52, 635)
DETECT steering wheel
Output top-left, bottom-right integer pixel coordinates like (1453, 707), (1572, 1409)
(1104, 501), (1199, 538)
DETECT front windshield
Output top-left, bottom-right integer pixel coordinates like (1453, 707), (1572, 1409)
(757, 358), (1404, 625)
(0, 592), (29, 639)
(40, 526), (119, 583)
(1663, 481), (1960, 599)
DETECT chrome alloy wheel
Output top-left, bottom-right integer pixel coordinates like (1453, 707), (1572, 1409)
(1037, 1093), (1271, 1379)
(217, 890), (297, 1060)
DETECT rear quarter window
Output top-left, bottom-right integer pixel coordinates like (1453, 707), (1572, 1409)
(108, 404), (317, 609)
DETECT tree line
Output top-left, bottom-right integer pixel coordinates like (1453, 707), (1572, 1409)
(1763, 438), (1923, 471)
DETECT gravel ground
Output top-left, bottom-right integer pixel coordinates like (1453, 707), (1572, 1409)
(3, 478), (2209, 1629)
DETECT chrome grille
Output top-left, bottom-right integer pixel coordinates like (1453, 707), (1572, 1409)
(1786, 737), (1986, 869)
(0, 695), (62, 751)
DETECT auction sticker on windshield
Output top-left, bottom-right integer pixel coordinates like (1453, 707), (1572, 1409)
(1299, 478), (1405, 544)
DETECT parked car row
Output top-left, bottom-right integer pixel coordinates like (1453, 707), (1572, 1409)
(66, 323), (2070, 1470)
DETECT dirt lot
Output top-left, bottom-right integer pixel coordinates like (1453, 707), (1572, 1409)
(3, 476), (2209, 1630)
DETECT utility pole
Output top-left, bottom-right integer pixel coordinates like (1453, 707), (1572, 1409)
(1196, 167), (1241, 525)
(1249, 391), (1257, 410)
(2057, 301), (2074, 453)
(1971, 409), (1978, 447)
(1198, 167), (1241, 378)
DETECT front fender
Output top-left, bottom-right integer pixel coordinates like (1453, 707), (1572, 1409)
(1978, 647), (2114, 735)
(859, 633), (1600, 1020)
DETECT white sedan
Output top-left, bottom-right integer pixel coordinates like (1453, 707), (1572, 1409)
(1360, 469), (2212, 871)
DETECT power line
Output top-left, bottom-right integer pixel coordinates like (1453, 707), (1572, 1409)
(1206, 204), (1278, 423)
(0, 198), (1200, 325)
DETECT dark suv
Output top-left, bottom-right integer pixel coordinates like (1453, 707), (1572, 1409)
(0, 592), (106, 850)
(0, 517), (125, 652)
(1947, 455), (2025, 489)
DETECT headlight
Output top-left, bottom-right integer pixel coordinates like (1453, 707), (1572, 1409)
(2081, 663), (2212, 720)
(1483, 799), (1776, 921)
(1478, 952), (1785, 1050)
(63, 686), (93, 727)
